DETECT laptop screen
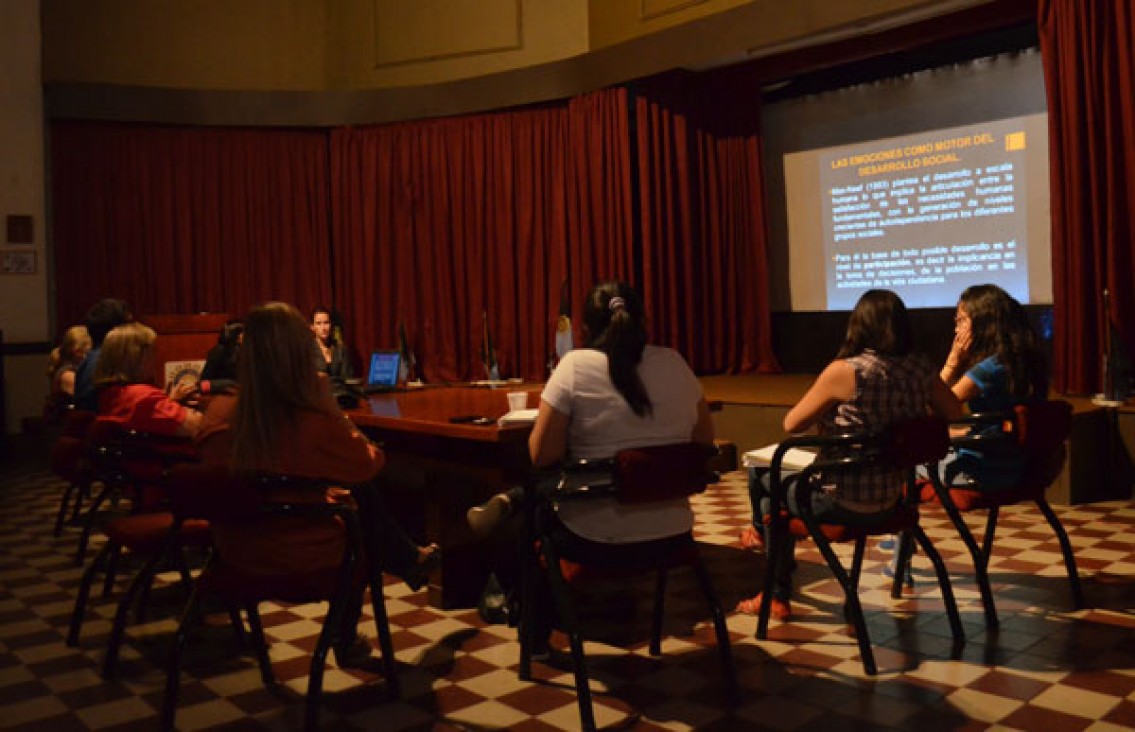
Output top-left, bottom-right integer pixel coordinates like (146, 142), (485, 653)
(367, 350), (401, 388)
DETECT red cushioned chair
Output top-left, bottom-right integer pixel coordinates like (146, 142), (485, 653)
(757, 416), (963, 676)
(519, 442), (736, 732)
(66, 421), (209, 678)
(160, 464), (400, 732)
(50, 409), (98, 536)
(918, 400), (1083, 622)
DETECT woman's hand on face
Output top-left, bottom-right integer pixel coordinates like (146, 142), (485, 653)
(948, 322), (972, 365)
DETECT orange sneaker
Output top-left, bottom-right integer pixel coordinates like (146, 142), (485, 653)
(735, 593), (791, 620)
(739, 525), (766, 553)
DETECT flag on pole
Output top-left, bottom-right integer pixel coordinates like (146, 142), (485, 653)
(397, 319), (417, 383)
(555, 279), (573, 362)
(481, 311), (500, 381)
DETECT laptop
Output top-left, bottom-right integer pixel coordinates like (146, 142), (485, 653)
(363, 350), (402, 393)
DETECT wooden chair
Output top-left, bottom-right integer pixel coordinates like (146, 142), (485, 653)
(757, 416), (963, 676)
(160, 464), (400, 732)
(66, 422), (209, 678)
(519, 442), (736, 732)
(919, 400), (1083, 622)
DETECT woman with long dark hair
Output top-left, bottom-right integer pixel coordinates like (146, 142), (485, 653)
(938, 283), (1048, 486)
(196, 302), (437, 666)
(528, 280), (714, 542)
(467, 281), (713, 637)
(470, 281), (713, 539)
(737, 290), (960, 619)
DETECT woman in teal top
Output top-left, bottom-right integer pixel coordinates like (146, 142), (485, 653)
(939, 284), (1048, 488)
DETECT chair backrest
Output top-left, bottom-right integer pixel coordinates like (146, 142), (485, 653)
(1014, 400), (1073, 487)
(877, 416), (950, 470)
(85, 416), (198, 483)
(165, 463), (340, 524)
(614, 442), (715, 503)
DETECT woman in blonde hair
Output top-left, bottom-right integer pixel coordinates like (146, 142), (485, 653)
(44, 325), (92, 421)
(195, 302), (437, 667)
(94, 322), (202, 437)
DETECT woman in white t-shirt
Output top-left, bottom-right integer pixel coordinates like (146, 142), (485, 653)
(528, 281), (715, 543)
(467, 281), (714, 636)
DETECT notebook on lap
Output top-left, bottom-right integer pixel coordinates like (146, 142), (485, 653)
(364, 350), (402, 393)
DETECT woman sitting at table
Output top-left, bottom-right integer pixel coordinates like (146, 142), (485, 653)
(195, 302), (437, 667)
(470, 281), (713, 641)
(95, 322), (202, 437)
(736, 289), (960, 620)
(311, 306), (353, 383)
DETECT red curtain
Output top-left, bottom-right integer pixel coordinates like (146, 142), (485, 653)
(50, 122), (333, 331)
(634, 77), (779, 374)
(563, 88), (636, 318)
(1038, 0), (1135, 393)
(331, 107), (570, 382)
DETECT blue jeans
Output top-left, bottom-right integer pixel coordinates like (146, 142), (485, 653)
(748, 468), (896, 600)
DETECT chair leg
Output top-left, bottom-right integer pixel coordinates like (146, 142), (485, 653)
(980, 507), (1000, 565)
(650, 568), (667, 657)
(691, 555), (737, 703)
(103, 548), (165, 678)
(756, 520), (784, 641)
(75, 485), (113, 566)
(226, 604), (248, 650)
(1035, 499), (1086, 609)
(306, 596), (345, 732)
(245, 604), (276, 688)
(367, 582), (401, 698)
(54, 481), (79, 536)
(541, 541), (596, 732)
(935, 492), (998, 628)
(802, 515), (876, 676)
(101, 544), (122, 597)
(67, 543), (113, 646)
(890, 531), (915, 600)
(161, 579), (206, 732)
(71, 481), (90, 524)
(912, 525), (964, 645)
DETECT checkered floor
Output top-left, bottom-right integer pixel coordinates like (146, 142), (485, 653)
(2, 454), (1135, 731)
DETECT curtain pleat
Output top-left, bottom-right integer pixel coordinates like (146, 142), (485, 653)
(633, 80), (780, 374)
(1038, 0), (1135, 393)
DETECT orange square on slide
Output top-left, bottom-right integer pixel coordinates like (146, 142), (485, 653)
(1005, 131), (1026, 151)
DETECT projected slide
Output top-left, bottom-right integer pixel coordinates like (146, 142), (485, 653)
(819, 119), (1030, 309)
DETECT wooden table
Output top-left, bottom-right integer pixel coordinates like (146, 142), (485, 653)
(348, 385), (540, 608)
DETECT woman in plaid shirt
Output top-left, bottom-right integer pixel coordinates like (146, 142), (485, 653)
(738, 290), (960, 619)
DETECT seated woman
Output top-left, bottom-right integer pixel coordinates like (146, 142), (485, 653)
(938, 283), (1048, 487)
(198, 319), (243, 394)
(195, 302), (437, 667)
(736, 290), (960, 620)
(311, 306), (354, 383)
(471, 281), (714, 638)
(95, 322), (203, 438)
(44, 325), (92, 423)
(529, 281), (714, 543)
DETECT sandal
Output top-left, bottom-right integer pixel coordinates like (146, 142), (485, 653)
(735, 593), (790, 620)
(739, 525), (766, 553)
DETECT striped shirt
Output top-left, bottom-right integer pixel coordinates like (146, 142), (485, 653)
(820, 350), (935, 505)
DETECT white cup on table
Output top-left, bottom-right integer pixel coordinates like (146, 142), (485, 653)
(507, 391), (528, 412)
